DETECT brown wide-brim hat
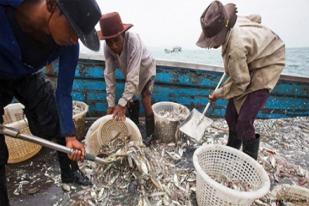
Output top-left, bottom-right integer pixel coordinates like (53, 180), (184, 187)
(98, 12), (133, 40)
(196, 1), (237, 48)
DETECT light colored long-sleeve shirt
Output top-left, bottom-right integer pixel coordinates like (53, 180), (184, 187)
(104, 32), (156, 107)
(214, 15), (285, 112)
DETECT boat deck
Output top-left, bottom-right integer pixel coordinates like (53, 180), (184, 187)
(6, 116), (309, 205)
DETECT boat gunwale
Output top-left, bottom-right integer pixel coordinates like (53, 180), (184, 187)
(79, 53), (309, 84)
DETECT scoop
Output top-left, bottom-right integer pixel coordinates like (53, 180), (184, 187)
(179, 73), (226, 142)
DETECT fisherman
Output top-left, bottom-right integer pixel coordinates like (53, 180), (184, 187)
(196, 1), (285, 159)
(98, 12), (156, 146)
(0, 0), (101, 204)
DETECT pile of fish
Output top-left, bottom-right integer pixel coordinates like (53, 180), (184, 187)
(157, 106), (189, 121)
(208, 117), (309, 206)
(73, 102), (85, 116)
(253, 146), (309, 206)
(212, 175), (253, 192)
(55, 135), (197, 206)
(8, 116), (307, 206)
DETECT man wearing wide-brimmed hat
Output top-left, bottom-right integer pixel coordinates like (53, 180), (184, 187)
(98, 12), (156, 146)
(0, 0), (101, 204)
(197, 1), (285, 160)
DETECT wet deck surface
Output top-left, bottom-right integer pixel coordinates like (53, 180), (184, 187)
(7, 148), (63, 206)
(7, 119), (143, 206)
(6, 117), (309, 205)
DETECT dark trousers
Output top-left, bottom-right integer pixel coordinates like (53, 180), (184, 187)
(225, 89), (270, 141)
(0, 73), (73, 206)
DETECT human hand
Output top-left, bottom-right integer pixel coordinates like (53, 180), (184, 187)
(65, 136), (85, 161)
(113, 105), (126, 121)
(107, 107), (115, 115)
(209, 93), (218, 102)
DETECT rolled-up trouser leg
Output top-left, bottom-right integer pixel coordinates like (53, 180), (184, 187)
(225, 100), (242, 149)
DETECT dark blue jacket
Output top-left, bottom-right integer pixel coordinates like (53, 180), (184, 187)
(0, 0), (78, 137)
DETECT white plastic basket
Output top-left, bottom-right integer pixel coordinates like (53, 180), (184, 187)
(85, 115), (142, 155)
(152, 101), (190, 143)
(193, 144), (270, 206)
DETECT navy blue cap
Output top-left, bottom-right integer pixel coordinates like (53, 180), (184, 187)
(57, 0), (102, 51)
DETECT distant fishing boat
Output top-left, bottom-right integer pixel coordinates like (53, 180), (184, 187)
(45, 53), (309, 118)
(164, 46), (182, 54)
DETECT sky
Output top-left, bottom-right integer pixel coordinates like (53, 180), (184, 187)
(91, 0), (309, 50)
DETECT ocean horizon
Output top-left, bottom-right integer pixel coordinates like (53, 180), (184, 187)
(81, 46), (309, 78)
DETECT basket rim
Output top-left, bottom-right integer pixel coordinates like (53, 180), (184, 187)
(4, 102), (25, 109)
(85, 115), (143, 154)
(152, 101), (190, 122)
(193, 144), (270, 200)
(96, 115), (142, 143)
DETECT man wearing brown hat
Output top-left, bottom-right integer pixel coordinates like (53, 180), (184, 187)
(98, 12), (156, 146)
(197, 1), (285, 159)
(0, 0), (101, 204)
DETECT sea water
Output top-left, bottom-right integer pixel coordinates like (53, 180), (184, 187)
(149, 47), (309, 77)
(81, 46), (309, 77)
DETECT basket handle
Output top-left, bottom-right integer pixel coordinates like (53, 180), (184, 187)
(199, 72), (226, 124)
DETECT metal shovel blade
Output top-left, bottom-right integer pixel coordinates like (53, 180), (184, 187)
(179, 108), (213, 142)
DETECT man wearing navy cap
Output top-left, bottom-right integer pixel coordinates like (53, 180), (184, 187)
(0, 0), (101, 205)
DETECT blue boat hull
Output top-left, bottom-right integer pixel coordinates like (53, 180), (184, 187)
(46, 55), (309, 119)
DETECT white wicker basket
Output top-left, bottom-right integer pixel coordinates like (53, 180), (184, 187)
(3, 103), (25, 123)
(193, 144), (270, 206)
(152, 101), (190, 143)
(85, 115), (142, 155)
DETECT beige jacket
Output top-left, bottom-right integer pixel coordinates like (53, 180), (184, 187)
(104, 32), (156, 107)
(214, 15), (285, 112)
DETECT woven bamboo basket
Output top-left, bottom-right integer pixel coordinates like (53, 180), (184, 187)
(4, 120), (42, 164)
(3, 103), (42, 164)
(3, 101), (88, 163)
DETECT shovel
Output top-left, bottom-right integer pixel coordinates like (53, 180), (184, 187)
(179, 72), (226, 142)
(0, 124), (108, 165)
